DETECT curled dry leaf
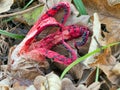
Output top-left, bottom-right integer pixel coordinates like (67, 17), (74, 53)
(83, 13), (104, 67)
(0, 0), (14, 13)
(34, 72), (61, 90)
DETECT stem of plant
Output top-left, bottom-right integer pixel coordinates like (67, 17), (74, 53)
(0, 29), (25, 39)
(73, 0), (87, 15)
(95, 66), (99, 82)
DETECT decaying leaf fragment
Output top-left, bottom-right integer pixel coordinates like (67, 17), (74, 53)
(90, 48), (116, 67)
(34, 72), (61, 90)
(98, 63), (120, 87)
(0, 0), (14, 13)
(83, 13), (105, 67)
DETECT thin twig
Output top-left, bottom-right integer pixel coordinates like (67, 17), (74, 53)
(0, 4), (44, 18)
(94, 36), (103, 53)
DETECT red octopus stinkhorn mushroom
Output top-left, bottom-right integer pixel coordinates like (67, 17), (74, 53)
(10, 2), (90, 67)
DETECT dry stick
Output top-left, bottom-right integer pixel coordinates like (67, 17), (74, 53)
(0, 4), (44, 18)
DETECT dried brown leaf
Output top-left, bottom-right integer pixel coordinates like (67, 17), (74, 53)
(83, 0), (120, 18)
(83, 13), (104, 66)
(90, 48), (116, 67)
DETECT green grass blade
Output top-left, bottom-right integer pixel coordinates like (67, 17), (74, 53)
(95, 66), (99, 82)
(73, 0), (87, 15)
(60, 42), (120, 79)
(0, 29), (25, 39)
(22, 0), (34, 10)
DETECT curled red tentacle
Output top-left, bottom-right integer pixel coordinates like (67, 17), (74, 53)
(19, 2), (71, 55)
(26, 48), (76, 65)
(40, 2), (70, 24)
(19, 17), (62, 54)
(27, 25), (89, 64)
